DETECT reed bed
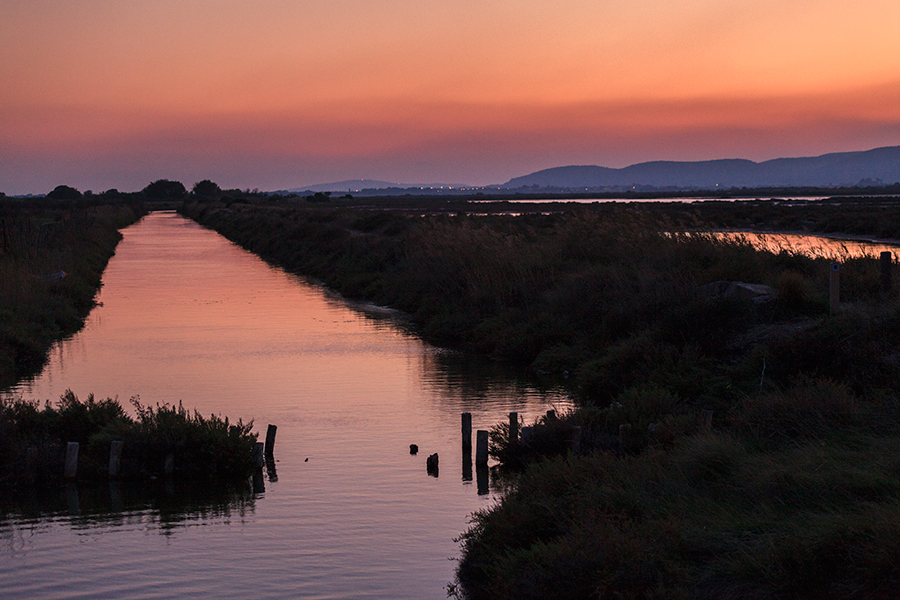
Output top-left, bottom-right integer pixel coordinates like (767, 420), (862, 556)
(180, 197), (900, 599)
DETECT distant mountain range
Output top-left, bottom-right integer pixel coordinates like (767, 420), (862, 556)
(502, 146), (900, 190)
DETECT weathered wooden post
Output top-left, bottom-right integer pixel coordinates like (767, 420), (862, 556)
(570, 425), (583, 454)
(829, 262), (840, 314)
(253, 442), (265, 469)
(521, 426), (532, 447)
(461, 412), (472, 452)
(265, 424), (277, 456)
(64, 442), (79, 480)
(108, 440), (123, 478)
(881, 251), (892, 293)
(508, 412), (519, 448)
(426, 453), (439, 476)
(475, 430), (489, 466)
(65, 483), (81, 516)
(109, 480), (124, 512)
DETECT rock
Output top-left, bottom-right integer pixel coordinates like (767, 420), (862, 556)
(409, 444), (418, 455)
(698, 281), (777, 304)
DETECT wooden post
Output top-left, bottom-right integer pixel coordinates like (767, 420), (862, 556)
(508, 412), (519, 447)
(546, 409), (556, 420)
(109, 480), (124, 512)
(570, 425), (582, 454)
(164, 452), (175, 476)
(475, 430), (489, 466)
(264, 424), (277, 456)
(64, 442), (79, 479)
(829, 262), (840, 314)
(461, 412), (472, 451)
(426, 453), (439, 476)
(65, 483), (81, 516)
(108, 440), (124, 478)
(881, 251), (892, 293)
(253, 442), (265, 469)
(520, 426), (532, 447)
(701, 409), (714, 429)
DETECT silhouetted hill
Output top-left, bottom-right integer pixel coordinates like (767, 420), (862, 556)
(504, 146), (900, 190)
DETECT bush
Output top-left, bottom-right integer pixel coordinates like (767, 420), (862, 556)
(0, 392), (257, 485)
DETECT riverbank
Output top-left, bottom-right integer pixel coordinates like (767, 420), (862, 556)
(0, 198), (145, 389)
(180, 196), (900, 598)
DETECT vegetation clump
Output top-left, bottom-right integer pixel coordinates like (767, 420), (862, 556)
(0, 391), (257, 485)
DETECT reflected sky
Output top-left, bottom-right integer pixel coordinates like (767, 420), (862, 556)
(3, 211), (570, 600)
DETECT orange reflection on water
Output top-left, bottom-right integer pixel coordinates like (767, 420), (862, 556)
(717, 231), (900, 261)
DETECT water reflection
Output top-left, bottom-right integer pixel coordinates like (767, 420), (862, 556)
(0, 478), (256, 540)
(719, 231), (900, 259)
(1, 212), (571, 600)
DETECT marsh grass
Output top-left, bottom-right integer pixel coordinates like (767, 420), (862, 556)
(0, 391), (257, 485)
(179, 198), (900, 599)
(0, 200), (143, 388)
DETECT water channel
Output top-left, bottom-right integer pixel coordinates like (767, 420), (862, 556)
(1, 211), (572, 599)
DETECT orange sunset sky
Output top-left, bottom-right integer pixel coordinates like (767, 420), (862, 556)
(2, 0), (900, 194)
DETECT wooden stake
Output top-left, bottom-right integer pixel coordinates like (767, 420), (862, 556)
(881, 251), (892, 293)
(461, 412), (472, 451)
(475, 430), (489, 466)
(265, 424), (277, 456)
(521, 426), (532, 447)
(108, 440), (123, 478)
(508, 412), (519, 447)
(253, 442), (265, 469)
(64, 442), (79, 479)
(570, 425), (583, 454)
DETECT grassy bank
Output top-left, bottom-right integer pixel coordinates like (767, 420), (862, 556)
(0, 197), (145, 389)
(0, 391), (257, 485)
(180, 196), (900, 598)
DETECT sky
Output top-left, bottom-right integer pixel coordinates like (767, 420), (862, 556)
(2, 0), (900, 194)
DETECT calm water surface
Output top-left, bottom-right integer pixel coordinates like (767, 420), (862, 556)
(2, 211), (572, 599)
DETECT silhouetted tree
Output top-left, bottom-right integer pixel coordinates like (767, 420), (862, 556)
(143, 179), (186, 199)
(192, 179), (222, 198)
(47, 185), (82, 200)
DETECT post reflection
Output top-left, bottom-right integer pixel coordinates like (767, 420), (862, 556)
(265, 457), (278, 482)
(476, 464), (489, 495)
(252, 470), (266, 494)
(0, 479), (257, 537)
(462, 448), (472, 482)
